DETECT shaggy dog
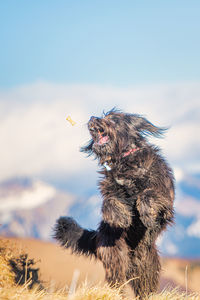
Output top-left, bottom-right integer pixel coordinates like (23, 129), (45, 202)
(54, 109), (175, 298)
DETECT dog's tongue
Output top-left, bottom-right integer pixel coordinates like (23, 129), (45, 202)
(98, 135), (109, 145)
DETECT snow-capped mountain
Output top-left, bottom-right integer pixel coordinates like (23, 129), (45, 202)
(0, 178), (74, 240)
(157, 171), (200, 258)
(0, 172), (199, 258)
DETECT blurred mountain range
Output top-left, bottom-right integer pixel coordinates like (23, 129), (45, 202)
(0, 172), (200, 258)
(0, 178), (75, 240)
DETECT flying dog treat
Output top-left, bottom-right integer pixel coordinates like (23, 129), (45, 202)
(66, 116), (76, 126)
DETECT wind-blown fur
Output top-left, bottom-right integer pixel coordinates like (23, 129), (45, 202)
(54, 109), (175, 298)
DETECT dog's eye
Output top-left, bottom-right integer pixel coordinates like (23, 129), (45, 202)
(98, 128), (104, 134)
(107, 117), (117, 125)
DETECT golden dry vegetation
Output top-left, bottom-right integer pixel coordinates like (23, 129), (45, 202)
(0, 237), (199, 300)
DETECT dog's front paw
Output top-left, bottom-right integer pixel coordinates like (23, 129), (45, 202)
(137, 192), (157, 228)
(102, 198), (132, 228)
(53, 217), (83, 247)
(139, 205), (155, 228)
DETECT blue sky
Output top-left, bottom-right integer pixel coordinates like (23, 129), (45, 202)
(0, 1), (199, 181)
(0, 1), (200, 256)
(1, 0), (200, 87)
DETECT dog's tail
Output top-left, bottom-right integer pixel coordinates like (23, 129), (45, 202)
(53, 217), (97, 257)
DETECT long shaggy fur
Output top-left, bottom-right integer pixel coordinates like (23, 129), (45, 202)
(54, 109), (175, 298)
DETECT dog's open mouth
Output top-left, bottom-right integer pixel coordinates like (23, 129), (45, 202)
(90, 127), (109, 145)
(97, 133), (109, 145)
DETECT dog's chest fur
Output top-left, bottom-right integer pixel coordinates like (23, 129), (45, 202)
(99, 151), (151, 199)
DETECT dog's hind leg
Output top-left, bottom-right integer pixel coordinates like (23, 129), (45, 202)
(128, 244), (161, 299)
(54, 217), (97, 257)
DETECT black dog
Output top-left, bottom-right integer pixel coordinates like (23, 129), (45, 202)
(54, 109), (175, 298)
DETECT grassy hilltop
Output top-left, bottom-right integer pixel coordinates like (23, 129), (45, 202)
(0, 238), (199, 300)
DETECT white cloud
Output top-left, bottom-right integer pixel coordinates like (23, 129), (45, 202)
(156, 234), (164, 248)
(0, 80), (199, 182)
(187, 219), (200, 238)
(87, 194), (101, 206)
(174, 167), (185, 183)
(0, 180), (56, 212)
(175, 192), (200, 240)
(175, 197), (200, 218)
(87, 194), (102, 220)
(165, 240), (178, 255)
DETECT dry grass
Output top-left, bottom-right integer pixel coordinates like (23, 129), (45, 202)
(148, 288), (200, 300)
(0, 238), (42, 289)
(0, 240), (16, 287)
(0, 238), (200, 300)
(0, 283), (200, 300)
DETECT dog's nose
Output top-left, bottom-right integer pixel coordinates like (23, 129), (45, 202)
(89, 116), (100, 126)
(89, 116), (97, 122)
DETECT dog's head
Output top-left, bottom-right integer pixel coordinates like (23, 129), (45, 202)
(81, 108), (166, 165)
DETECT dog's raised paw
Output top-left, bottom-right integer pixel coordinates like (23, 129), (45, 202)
(53, 216), (83, 248)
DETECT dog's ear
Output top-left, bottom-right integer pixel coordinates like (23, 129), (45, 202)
(128, 114), (167, 138)
(80, 139), (94, 156)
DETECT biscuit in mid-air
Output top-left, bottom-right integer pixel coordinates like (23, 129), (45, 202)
(66, 116), (76, 126)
